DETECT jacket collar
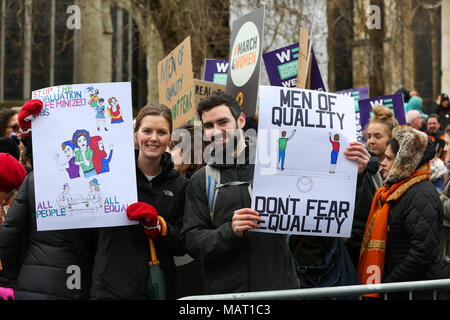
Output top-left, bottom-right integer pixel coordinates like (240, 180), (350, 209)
(427, 129), (444, 139)
(134, 149), (178, 184)
(366, 150), (380, 175)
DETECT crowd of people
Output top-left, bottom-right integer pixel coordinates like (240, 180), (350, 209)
(0, 87), (449, 300)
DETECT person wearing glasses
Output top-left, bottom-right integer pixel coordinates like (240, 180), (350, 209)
(0, 108), (20, 139)
(0, 108), (31, 172)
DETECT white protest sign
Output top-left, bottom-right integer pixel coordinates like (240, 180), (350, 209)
(31, 82), (138, 231)
(251, 86), (357, 237)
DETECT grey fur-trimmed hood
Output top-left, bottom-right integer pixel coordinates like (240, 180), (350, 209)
(384, 126), (431, 186)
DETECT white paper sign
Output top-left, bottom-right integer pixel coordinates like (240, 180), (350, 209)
(32, 82), (138, 231)
(251, 86), (358, 238)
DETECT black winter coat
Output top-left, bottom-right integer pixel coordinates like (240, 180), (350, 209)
(435, 105), (450, 132)
(0, 173), (94, 299)
(89, 152), (187, 300)
(384, 179), (445, 299)
(345, 150), (381, 268)
(181, 141), (300, 294)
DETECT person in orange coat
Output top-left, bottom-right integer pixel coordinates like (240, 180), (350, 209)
(359, 126), (446, 299)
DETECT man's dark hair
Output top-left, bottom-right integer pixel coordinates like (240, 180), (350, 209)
(427, 113), (441, 124)
(197, 89), (242, 121)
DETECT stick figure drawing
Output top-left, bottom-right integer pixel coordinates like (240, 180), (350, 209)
(277, 129), (296, 171)
(329, 132), (341, 174)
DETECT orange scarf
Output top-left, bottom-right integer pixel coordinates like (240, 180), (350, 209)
(358, 163), (430, 298)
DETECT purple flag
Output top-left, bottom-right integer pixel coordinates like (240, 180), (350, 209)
(359, 94), (406, 133)
(262, 43), (326, 91)
(335, 86), (369, 141)
(203, 59), (228, 85)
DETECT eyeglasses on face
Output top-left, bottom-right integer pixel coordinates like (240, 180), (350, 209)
(8, 124), (20, 131)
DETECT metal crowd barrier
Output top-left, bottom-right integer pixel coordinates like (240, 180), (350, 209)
(179, 279), (450, 300)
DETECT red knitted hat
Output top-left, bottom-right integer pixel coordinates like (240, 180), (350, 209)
(0, 152), (27, 192)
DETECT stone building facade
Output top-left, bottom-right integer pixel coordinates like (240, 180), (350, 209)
(0, 0), (447, 115)
(233, 0), (445, 112)
(328, 0), (443, 113)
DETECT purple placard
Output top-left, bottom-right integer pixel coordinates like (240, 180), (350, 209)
(310, 50), (326, 91)
(203, 59), (228, 85)
(335, 86), (369, 112)
(359, 94), (406, 132)
(335, 86), (369, 141)
(262, 43), (326, 91)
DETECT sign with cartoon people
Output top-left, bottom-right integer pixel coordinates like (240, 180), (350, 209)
(251, 86), (358, 238)
(31, 82), (138, 231)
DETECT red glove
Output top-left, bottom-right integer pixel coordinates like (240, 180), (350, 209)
(18, 99), (44, 138)
(0, 287), (15, 300)
(127, 202), (167, 239)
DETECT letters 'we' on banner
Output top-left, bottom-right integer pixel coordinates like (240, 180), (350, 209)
(262, 42), (326, 91)
(203, 59), (228, 85)
(359, 93), (407, 132)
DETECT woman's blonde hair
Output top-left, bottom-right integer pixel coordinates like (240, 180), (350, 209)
(366, 105), (398, 137)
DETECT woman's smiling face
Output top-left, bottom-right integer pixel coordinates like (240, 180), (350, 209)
(134, 115), (171, 161)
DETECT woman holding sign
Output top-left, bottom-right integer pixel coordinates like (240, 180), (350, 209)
(90, 104), (187, 300)
(0, 100), (95, 300)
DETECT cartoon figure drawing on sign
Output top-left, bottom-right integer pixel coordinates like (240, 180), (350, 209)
(329, 132), (341, 174)
(87, 178), (102, 212)
(55, 140), (80, 179)
(277, 129), (296, 171)
(87, 86), (99, 108)
(56, 182), (73, 209)
(107, 97), (124, 124)
(94, 98), (108, 132)
(90, 135), (113, 175)
(72, 129), (96, 178)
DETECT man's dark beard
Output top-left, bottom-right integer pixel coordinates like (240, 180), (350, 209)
(207, 127), (244, 165)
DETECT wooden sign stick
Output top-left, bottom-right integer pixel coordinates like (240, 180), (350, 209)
(296, 27), (312, 89)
